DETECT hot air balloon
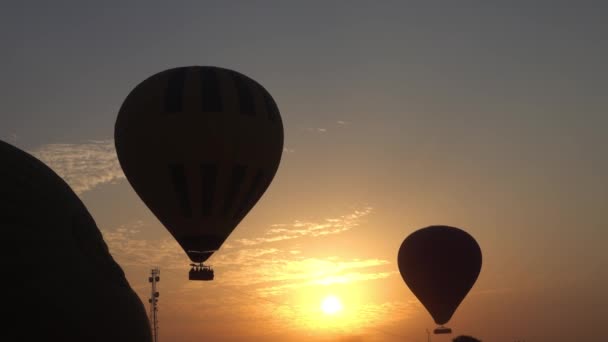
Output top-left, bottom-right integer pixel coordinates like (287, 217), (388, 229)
(114, 66), (283, 280)
(397, 225), (482, 334)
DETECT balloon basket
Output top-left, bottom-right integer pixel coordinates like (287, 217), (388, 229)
(189, 263), (214, 281)
(434, 326), (452, 334)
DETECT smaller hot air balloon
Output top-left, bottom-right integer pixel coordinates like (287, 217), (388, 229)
(397, 226), (482, 334)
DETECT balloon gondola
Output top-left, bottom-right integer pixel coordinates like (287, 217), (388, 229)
(115, 66), (284, 280)
(434, 326), (452, 334)
(397, 226), (482, 334)
(189, 263), (214, 281)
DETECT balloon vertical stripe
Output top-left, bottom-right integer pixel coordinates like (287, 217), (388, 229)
(165, 68), (187, 113)
(200, 68), (222, 113)
(200, 163), (217, 216)
(222, 164), (247, 216)
(233, 75), (256, 116)
(168, 164), (192, 218)
(234, 169), (266, 219)
(264, 92), (279, 122)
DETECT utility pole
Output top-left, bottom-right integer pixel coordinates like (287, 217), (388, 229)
(149, 268), (160, 342)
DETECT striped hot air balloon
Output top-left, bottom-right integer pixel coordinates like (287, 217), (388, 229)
(114, 66), (283, 280)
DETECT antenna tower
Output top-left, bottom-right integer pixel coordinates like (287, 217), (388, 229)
(149, 267), (160, 342)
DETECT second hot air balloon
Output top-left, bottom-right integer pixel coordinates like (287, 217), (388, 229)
(115, 66), (284, 280)
(397, 225), (482, 334)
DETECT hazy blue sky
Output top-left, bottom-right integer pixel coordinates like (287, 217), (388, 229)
(2, 2), (607, 341)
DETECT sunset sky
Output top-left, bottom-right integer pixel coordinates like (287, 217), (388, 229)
(2, 2), (607, 341)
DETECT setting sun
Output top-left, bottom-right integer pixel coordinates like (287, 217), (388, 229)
(320, 295), (343, 315)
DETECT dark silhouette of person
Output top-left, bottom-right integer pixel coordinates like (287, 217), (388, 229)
(0, 140), (152, 342)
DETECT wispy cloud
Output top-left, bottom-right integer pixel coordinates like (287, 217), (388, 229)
(304, 127), (328, 133)
(104, 209), (407, 338)
(104, 208), (374, 271)
(215, 244), (391, 284)
(30, 139), (124, 195)
(233, 207), (373, 246)
(227, 255), (396, 296)
(1, 132), (19, 145)
(28, 139), (296, 195)
(103, 208), (388, 294)
(101, 221), (187, 269)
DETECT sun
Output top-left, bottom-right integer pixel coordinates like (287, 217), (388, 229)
(320, 295), (343, 315)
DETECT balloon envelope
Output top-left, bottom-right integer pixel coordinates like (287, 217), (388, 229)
(397, 225), (482, 325)
(115, 66), (283, 262)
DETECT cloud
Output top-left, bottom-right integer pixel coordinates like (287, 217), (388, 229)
(210, 207), (389, 295)
(28, 139), (297, 195)
(102, 208), (389, 294)
(104, 208), (374, 270)
(304, 127), (328, 134)
(29, 139), (124, 195)
(101, 221), (188, 270)
(2, 132), (18, 145)
(232, 256), (396, 297)
(102, 209), (408, 338)
(102, 206), (393, 298)
(98, 210), (422, 341)
(233, 207), (373, 246)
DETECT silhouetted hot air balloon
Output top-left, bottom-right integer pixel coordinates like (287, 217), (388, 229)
(397, 226), (482, 334)
(114, 66), (283, 280)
